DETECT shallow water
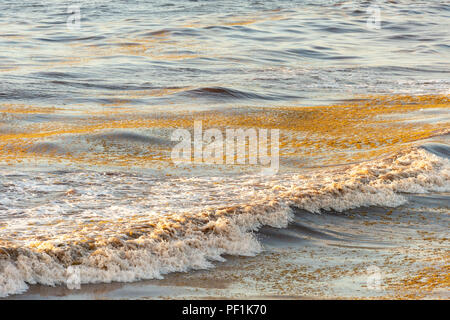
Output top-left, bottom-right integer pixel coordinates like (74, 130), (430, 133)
(0, 0), (449, 298)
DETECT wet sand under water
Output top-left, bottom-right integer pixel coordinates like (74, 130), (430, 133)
(6, 192), (449, 300)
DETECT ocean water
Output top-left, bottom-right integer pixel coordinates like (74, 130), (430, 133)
(0, 0), (449, 298)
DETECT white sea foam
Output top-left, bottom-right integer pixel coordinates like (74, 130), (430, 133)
(0, 146), (449, 297)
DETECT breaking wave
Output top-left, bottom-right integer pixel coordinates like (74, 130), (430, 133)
(0, 145), (449, 297)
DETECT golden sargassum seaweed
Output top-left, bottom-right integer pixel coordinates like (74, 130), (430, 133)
(0, 94), (449, 168)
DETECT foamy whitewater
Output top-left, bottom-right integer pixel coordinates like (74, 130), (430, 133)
(1, 0), (449, 298)
(0, 145), (448, 297)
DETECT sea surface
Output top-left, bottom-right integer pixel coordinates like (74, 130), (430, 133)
(0, 0), (449, 298)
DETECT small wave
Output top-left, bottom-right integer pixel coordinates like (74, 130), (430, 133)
(91, 131), (173, 146)
(33, 72), (82, 79)
(0, 141), (66, 156)
(421, 142), (450, 159)
(34, 35), (106, 43)
(0, 145), (448, 297)
(182, 87), (278, 101)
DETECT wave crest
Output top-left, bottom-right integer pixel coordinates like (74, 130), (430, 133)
(0, 146), (449, 297)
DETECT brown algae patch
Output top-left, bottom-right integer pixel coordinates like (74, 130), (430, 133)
(1, 94), (449, 168)
(0, 104), (62, 114)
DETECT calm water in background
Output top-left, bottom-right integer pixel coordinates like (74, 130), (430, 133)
(0, 0), (449, 298)
(1, 0), (449, 108)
